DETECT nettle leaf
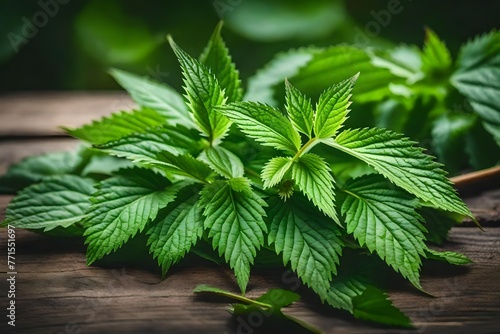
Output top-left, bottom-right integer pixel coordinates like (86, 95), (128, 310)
(261, 157), (293, 188)
(451, 30), (500, 145)
(200, 179), (267, 293)
(268, 196), (342, 297)
(153, 151), (214, 183)
(285, 79), (314, 138)
(247, 46), (398, 105)
(465, 121), (500, 170)
(64, 108), (164, 145)
(199, 146), (244, 179)
(419, 206), (459, 245)
(3, 175), (95, 231)
(169, 37), (230, 143)
(421, 28), (452, 76)
(0, 150), (82, 193)
(97, 125), (197, 165)
(194, 285), (320, 332)
(109, 68), (192, 126)
(325, 127), (473, 219)
(369, 45), (423, 83)
(292, 153), (339, 223)
(431, 113), (476, 173)
(425, 248), (473, 265)
(217, 101), (301, 154)
(84, 168), (186, 264)
(314, 73), (358, 139)
(199, 22), (242, 103)
(352, 286), (412, 328)
(147, 190), (204, 276)
(326, 274), (372, 312)
(341, 174), (427, 289)
(246, 48), (315, 104)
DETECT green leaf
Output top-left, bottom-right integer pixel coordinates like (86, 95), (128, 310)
(217, 101), (301, 154)
(147, 191), (204, 276)
(245, 48), (314, 104)
(451, 30), (500, 145)
(64, 108), (165, 145)
(325, 127), (473, 219)
(285, 79), (314, 138)
(224, 0), (345, 42)
(200, 180), (267, 293)
(198, 146), (244, 179)
(199, 22), (242, 103)
(153, 151), (214, 183)
(292, 153), (339, 223)
(96, 125), (197, 165)
(84, 168), (185, 264)
(425, 248), (473, 265)
(109, 68), (192, 126)
(195, 284), (320, 334)
(465, 121), (500, 170)
(268, 196), (342, 297)
(288, 46), (400, 104)
(369, 45), (423, 82)
(326, 274), (372, 312)
(418, 206), (459, 245)
(341, 174), (427, 289)
(431, 113), (476, 174)
(0, 150), (82, 193)
(169, 36), (230, 143)
(193, 285), (272, 309)
(352, 286), (412, 328)
(254, 289), (301, 309)
(314, 73), (358, 139)
(261, 157), (293, 188)
(421, 28), (452, 77)
(3, 175), (95, 231)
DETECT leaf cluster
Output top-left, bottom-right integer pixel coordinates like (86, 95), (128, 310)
(248, 29), (500, 175)
(1, 23), (475, 330)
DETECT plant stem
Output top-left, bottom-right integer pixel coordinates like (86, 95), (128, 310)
(194, 285), (272, 309)
(293, 137), (319, 161)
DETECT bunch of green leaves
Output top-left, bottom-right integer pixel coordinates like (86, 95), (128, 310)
(1, 23), (474, 330)
(247, 29), (500, 175)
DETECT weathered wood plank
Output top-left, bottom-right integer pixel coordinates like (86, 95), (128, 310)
(0, 228), (498, 334)
(0, 92), (134, 136)
(0, 92), (499, 333)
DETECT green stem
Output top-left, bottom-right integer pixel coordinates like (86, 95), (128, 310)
(194, 285), (272, 309)
(293, 137), (320, 161)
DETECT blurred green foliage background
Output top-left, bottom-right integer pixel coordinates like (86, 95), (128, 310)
(0, 0), (498, 91)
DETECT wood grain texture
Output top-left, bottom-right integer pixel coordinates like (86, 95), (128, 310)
(0, 228), (498, 334)
(0, 92), (134, 136)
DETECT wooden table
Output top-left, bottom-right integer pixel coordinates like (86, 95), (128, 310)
(1, 93), (499, 334)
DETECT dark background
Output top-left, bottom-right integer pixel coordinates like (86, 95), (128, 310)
(0, 0), (498, 92)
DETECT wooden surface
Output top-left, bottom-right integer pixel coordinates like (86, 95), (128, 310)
(1, 93), (499, 334)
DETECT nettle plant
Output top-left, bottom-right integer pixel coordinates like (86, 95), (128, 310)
(247, 29), (500, 175)
(2, 24), (476, 329)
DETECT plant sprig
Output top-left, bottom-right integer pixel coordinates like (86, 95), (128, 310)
(1, 23), (477, 330)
